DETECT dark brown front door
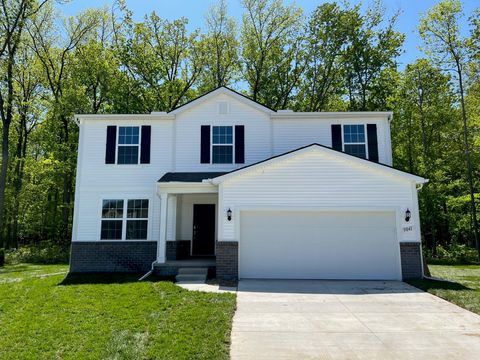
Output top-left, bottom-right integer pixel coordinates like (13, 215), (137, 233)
(192, 204), (216, 256)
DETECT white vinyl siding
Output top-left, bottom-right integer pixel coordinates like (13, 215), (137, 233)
(272, 117), (391, 165)
(72, 119), (169, 241)
(174, 93), (272, 172)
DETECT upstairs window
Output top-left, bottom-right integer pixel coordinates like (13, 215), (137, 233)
(118, 126), (140, 164)
(343, 124), (367, 158)
(212, 126), (233, 164)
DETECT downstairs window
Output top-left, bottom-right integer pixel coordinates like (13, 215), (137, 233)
(100, 199), (149, 240)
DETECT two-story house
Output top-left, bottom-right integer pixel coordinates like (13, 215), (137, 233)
(70, 87), (427, 283)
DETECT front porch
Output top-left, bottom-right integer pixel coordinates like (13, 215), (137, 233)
(155, 172), (238, 283)
(155, 174), (220, 277)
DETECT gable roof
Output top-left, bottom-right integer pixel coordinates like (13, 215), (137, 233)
(168, 86), (276, 115)
(209, 144), (428, 185)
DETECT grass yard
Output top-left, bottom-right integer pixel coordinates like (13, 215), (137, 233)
(0, 264), (236, 360)
(409, 264), (480, 315)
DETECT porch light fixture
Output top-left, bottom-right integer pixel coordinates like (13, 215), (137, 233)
(227, 208), (232, 221)
(405, 208), (411, 222)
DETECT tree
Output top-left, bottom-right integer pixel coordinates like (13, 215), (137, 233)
(420, 0), (480, 258)
(0, 0), (49, 248)
(28, 4), (102, 242)
(73, 9), (118, 114)
(392, 59), (457, 252)
(298, 2), (353, 111)
(241, 0), (303, 107)
(199, 0), (239, 91)
(114, 11), (205, 112)
(8, 41), (44, 245)
(342, 1), (404, 111)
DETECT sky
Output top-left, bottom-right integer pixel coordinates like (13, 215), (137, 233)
(61, 0), (478, 69)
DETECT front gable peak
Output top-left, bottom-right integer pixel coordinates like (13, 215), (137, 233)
(168, 87), (275, 115)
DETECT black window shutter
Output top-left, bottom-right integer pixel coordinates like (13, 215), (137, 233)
(140, 125), (151, 164)
(235, 125), (245, 164)
(367, 124), (379, 162)
(331, 124), (342, 151)
(200, 125), (210, 163)
(105, 126), (117, 164)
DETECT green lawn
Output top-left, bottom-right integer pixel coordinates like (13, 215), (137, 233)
(409, 264), (480, 315)
(0, 264), (236, 360)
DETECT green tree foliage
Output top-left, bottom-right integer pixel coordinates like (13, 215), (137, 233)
(298, 2), (352, 111)
(0, 0), (51, 249)
(198, 0), (240, 91)
(241, 0), (303, 108)
(0, 0), (478, 257)
(420, 0), (480, 257)
(342, 1), (404, 111)
(114, 8), (204, 112)
(392, 59), (463, 251)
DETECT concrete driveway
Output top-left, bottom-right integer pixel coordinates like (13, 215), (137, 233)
(231, 280), (480, 360)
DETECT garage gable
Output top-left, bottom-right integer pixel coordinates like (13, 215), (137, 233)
(210, 144), (426, 187)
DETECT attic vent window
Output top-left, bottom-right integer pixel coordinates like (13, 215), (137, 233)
(218, 102), (229, 115)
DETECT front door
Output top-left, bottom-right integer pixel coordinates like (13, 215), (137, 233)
(192, 204), (216, 256)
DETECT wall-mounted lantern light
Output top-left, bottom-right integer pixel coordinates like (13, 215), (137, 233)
(405, 208), (411, 222)
(227, 208), (232, 221)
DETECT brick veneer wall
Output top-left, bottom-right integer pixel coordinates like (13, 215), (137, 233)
(400, 242), (423, 280)
(166, 240), (191, 260)
(70, 241), (157, 273)
(216, 241), (238, 284)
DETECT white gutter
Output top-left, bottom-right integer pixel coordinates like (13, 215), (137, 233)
(271, 111), (393, 120)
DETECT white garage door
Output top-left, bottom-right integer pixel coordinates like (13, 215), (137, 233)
(240, 210), (400, 280)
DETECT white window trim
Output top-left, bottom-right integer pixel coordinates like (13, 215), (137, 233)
(342, 124), (369, 159)
(116, 126), (142, 165)
(211, 125), (235, 164)
(99, 198), (150, 241)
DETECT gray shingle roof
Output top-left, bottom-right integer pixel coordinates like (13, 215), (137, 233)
(158, 172), (228, 183)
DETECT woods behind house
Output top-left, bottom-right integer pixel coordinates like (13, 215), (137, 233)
(0, 0), (479, 259)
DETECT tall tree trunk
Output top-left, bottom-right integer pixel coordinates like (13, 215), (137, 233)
(11, 113), (28, 247)
(0, 121), (10, 249)
(0, 52), (15, 249)
(457, 64), (480, 259)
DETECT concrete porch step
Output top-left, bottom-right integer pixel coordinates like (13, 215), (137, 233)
(176, 267), (209, 283)
(175, 273), (207, 283)
(178, 267), (209, 275)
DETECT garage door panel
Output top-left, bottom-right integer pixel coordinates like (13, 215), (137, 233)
(240, 211), (400, 280)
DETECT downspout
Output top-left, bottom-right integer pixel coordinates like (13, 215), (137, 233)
(139, 260), (157, 281)
(139, 183), (162, 281)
